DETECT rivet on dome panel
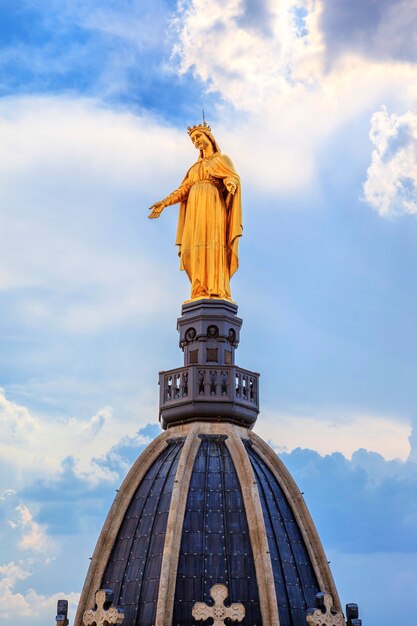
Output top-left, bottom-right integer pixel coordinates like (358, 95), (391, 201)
(173, 435), (262, 626)
(101, 439), (184, 626)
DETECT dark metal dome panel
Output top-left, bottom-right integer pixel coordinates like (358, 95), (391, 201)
(173, 435), (262, 626)
(245, 442), (320, 626)
(102, 439), (184, 626)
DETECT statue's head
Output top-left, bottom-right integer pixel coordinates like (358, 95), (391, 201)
(188, 122), (220, 157)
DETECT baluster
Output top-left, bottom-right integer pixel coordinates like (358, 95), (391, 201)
(198, 369), (206, 395)
(242, 375), (247, 400)
(221, 371), (228, 396)
(182, 371), (188, 397)
(174, 374), (180, 399)
(236, 372), (242, 397)
(166, 375), (173, 401)
(249, 377), (256, 402)
(209, 370), (217, 395)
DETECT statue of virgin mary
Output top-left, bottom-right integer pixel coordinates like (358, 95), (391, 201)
(149, 123), (242, 301)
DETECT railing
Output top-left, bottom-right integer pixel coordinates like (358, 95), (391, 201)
(160, 365), (259, 410)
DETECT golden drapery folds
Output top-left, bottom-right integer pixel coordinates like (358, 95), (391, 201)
(161, 129), (242, 301)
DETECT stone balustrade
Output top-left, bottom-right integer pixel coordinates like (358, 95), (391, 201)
(159, 365), (259, 429)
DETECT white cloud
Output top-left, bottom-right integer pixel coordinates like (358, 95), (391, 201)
(173, 0), (417, 193)
(0, 490), (17, 501)
(173, 0), (417, 110)
(0, 561), (32, 617)
(257, 405), (411, 460)
(363, 107), (417, 217)
(0, 389), (153, 489)
(13, 504), (52, 554)
(0, 95), (181, 185)
(0, 560), (79, 624)
(173, 0), (320, 110)
(408, 424), (417, 463)
(0, 95), (189, 331)
(0, 387), (39, 439)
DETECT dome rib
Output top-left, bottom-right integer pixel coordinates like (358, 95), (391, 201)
(248, 434), (341, 613)
(74, 435), (173, 626)
(155, 424), (202, 626)
(245, 441), (319, 626)
(101, 438), (184, 626)
(173, 433), (262, 626)
(226, 428), (281, 626)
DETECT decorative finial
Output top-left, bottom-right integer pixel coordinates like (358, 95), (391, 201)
(56, 599), (69, 626)
(346, 603), (362, 626)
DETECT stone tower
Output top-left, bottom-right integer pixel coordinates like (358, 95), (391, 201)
(73, 298), (361, 626)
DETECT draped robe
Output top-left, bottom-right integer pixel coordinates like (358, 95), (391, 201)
(163, 152), (242, 300)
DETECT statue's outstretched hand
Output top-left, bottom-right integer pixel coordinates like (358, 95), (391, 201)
(148, 202), (165, 219)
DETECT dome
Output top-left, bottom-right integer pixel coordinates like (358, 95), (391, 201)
(74, 424), (339, 626)
(74, 300), (343, 626)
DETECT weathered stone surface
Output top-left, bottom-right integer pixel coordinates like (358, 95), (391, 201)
(306, 592), (345, 626)
(83, 589), (124, 626)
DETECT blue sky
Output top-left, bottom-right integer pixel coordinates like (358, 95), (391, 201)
(1, 1), (416, 624)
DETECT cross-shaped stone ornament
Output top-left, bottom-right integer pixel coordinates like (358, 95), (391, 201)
(83, 589), (124, 626)
(192, 583), (245, 626)
(306, 592), (346, 626)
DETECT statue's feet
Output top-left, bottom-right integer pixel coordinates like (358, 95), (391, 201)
(190, 281), (232, 301)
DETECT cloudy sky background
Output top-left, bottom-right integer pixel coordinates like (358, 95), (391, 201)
(1, 1), (417, 624)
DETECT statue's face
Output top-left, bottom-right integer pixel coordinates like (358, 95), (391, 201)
(190, 130), (210, 151)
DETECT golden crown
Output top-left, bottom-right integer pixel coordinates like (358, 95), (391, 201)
(187, 121), (211, 135)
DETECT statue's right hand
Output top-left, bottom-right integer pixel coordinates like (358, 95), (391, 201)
(148, 202), (165, 219)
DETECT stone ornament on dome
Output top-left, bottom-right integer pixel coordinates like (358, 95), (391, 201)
(306, 592), (346, 626)
(83, 589), (124, 626)
(192, 583), (245, 626)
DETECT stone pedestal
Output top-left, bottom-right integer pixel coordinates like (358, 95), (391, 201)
(159, 299), (259, 429)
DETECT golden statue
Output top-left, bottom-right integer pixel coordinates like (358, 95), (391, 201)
(149, 122), (242, 301)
